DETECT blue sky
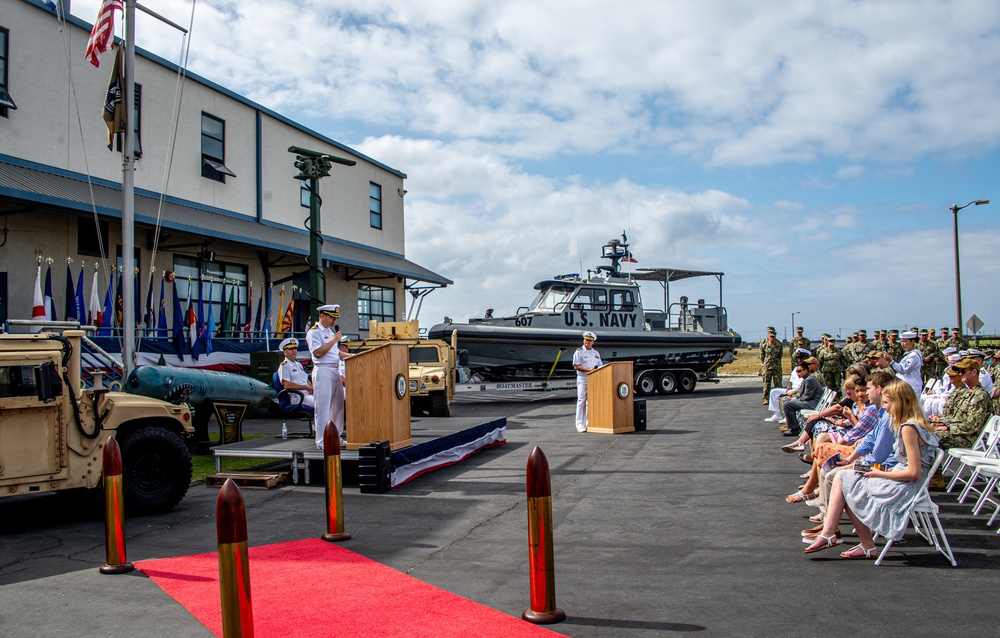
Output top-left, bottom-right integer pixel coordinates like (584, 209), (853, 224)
(72, 0), (1000, 342)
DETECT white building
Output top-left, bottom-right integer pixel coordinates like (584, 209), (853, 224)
(0, 0), (449, 338)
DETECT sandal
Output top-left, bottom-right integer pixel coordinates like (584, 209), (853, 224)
(803, 533), (842, 554)
(808, 513), (824, 523)
(782, 443), (805, 453)
(839, 544), (877, 559)
(798, 453), (813, 464)
(803, 529), (842, 543)
(785, 490), (818, 504)
(801, 524), (823, 535)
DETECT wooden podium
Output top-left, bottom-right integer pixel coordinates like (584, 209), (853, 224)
(586, 361), (635, 434)
(344, 343), (412, 451)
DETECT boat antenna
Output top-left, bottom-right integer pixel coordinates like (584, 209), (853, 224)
(577, 239), (583, 277)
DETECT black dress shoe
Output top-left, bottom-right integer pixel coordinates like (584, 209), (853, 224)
(783, 430), (800, 436)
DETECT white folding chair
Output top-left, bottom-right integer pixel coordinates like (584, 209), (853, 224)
(944, 415), (1000, 492)
(876, 448), (957, 566)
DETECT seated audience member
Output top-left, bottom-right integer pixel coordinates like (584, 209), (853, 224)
(804, 379), (939, 558)
(786, 376), (886, 504)
(764, 350), (809, 423)
(931, 358), (993, 449)
(277, 338), (314, 408)
(921, 365), (962, 417)
(782, 362), (823, 437)
(781, 378), (860, 453)
(803, 372), (896, 531)
(966, 348), (994, 396)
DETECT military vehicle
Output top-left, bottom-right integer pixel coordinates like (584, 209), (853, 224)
(0, 330), (194, 514)
(349, 320), (458, 417)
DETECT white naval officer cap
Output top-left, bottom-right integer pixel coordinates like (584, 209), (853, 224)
(942, 347), (958, 355)
(318, 304), (340, 317)
(582, 331), (597, 341)
(946, 353), (962, 363)
(280, 337), (299, 350)
(900, 331), (917, 340)
(968, 348), (985, 358)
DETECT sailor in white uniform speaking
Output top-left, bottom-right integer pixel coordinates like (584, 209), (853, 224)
(305, 304), (344, 449)
(573, 331), (603, 432)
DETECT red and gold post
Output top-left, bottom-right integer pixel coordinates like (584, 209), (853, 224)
(217, 478), (254, 637)
(522, 446), (566, 624)
(322, 424), (352, 542)
(99, 437), (134, 575)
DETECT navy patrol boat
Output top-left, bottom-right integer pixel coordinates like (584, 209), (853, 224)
(428, 235), (742, 395)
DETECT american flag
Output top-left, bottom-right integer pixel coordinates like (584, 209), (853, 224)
(84, 0), (123, 67)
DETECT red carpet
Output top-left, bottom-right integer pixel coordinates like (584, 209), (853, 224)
(137, 538), (562, 637)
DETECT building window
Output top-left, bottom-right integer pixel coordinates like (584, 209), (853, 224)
(357, 284), (394, 329)
(369, 182), (382, 229)
(200, 112), (235, 182)
(300, 179), (312, 208)
(173, 256), (247, 334)
(0, 27), (15, 117)
(78, 218), (110, 258)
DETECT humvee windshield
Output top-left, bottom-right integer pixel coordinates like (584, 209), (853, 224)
(409, 346), (440, 364)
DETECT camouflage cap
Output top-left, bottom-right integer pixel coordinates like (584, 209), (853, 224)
(795, 326), (804, 331)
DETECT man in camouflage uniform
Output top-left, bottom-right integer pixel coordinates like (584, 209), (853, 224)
(789, 326), (810, 366)
(932, 358), (993, 449)
(917, 329), (943, 384)
(936, 327), (950, 351)
(869, 351), (895, 377)
(759, 328), (783, 404)
(854, 329), (874, 362)
(947, 327), (967, 351)
(817, 333), (843, 394)
(886, 329), (904, 363)
(874, 330), (886, 352)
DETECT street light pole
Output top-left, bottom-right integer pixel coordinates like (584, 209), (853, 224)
(950, 199), (990, 334)
(790, 311), (800, 345)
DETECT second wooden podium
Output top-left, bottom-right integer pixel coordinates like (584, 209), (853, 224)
(586, 361), (635, 434)
(344, 343), (412, 451)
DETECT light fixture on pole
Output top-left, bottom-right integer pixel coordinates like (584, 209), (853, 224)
(790, 311), (800, 345)
(950, 199), (990, 333)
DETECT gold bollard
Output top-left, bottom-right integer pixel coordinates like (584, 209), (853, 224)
(99, 437), (134, 575)
(217, 478), (254, 637)
(322, 424), (352, 542)
(522, 446), (566, 624)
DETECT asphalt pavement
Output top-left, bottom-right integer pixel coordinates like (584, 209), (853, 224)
(2, 379), (999, 637)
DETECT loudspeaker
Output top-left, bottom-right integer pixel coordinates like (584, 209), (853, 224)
(359, 440), (392, 494)
(633, 399), (647, 431)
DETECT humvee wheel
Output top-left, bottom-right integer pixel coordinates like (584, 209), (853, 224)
(428, 391), (450, 417)
(117, 425), (192, 515)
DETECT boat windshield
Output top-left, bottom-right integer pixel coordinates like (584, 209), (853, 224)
(529, 284), (576, 313)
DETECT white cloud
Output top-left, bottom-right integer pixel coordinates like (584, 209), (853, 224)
(77, 0), (1000, 167)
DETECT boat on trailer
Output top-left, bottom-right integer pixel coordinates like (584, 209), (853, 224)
(428, 236), (742, 395)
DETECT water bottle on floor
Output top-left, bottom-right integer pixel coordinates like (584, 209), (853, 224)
(281, 423), (288, 439)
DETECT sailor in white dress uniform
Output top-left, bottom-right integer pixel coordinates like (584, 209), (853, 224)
(889, 331), (923, 396)
(306, 304), (344, 448)
(277, 337), (314, 409)
(572, 331), (602, 432)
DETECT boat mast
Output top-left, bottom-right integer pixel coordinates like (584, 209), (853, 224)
(121, 0), (136, 375)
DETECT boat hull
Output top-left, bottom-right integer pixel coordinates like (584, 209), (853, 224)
(429, 322), (740, 380)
